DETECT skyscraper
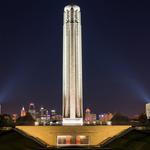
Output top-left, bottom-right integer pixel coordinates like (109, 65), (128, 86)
(62, 4), (83, 125)
(39, 107), (49, 125)
(84, 108), (97, 125)
(21, 107), (26, 117)
(28, 103), (36, 119)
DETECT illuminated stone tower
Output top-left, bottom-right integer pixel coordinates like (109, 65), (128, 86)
(62, 4), (83, 125)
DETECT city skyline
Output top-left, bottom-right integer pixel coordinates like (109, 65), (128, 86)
(0, 0), (150, 116)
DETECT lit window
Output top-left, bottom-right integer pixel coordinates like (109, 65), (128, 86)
(57, 135), (89, 145)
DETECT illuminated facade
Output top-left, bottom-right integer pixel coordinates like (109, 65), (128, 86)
(62, 5), (83, 125)
(146, 103), (150, 119)
(21, 107), (26, 117)
(84, 108), (97, 125)
(17, 126), (131, 146)
(99, 113), (113, 125)
(39, 107), (49, 125)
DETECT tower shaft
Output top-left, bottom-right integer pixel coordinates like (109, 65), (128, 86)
(62, 5), (83, 125)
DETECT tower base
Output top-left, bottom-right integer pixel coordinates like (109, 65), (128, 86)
(62, 118), (83, 126)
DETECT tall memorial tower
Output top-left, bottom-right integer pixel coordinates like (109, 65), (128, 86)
(62, 4), (83, 125)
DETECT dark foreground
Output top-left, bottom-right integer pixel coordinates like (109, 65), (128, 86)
(101, 128), (150, 150)
(0, 129), (45, 150)
(0, 128), (150, 150)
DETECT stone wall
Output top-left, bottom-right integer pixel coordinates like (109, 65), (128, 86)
(17, 126), (130, 146)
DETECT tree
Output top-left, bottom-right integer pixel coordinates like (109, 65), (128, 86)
(16, 112), (35, 126)
(0, 114), (15, 128)
(111, 113), (130, 125)
(138, 113), (147, 125)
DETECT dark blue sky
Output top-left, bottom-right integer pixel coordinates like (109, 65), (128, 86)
(0, 0), (149, 116)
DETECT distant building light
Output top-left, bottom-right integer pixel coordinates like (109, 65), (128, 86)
(93, 121), (96, 125)
(30, 103), (34, 106)
(34, 121), (39, 126)
(51, 110), (56, 113)
(107, 121), (112, 126)
(21, 106), (26, 117)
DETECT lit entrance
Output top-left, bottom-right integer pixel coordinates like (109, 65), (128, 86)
(57, 135), (89, 146)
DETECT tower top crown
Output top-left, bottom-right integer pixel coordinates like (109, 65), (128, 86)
(64, 5), (80, 12)
(64, 5), (81, 23)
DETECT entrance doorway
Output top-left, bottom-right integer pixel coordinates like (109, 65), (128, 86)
(57, 135), (89, 146)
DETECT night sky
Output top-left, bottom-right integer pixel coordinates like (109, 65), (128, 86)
(0, 0), (149, 116)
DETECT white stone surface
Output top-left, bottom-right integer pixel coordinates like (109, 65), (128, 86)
(62, 118), (83, 126)
(62, 5), (83, 125)
(146, 103), (150, 119)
